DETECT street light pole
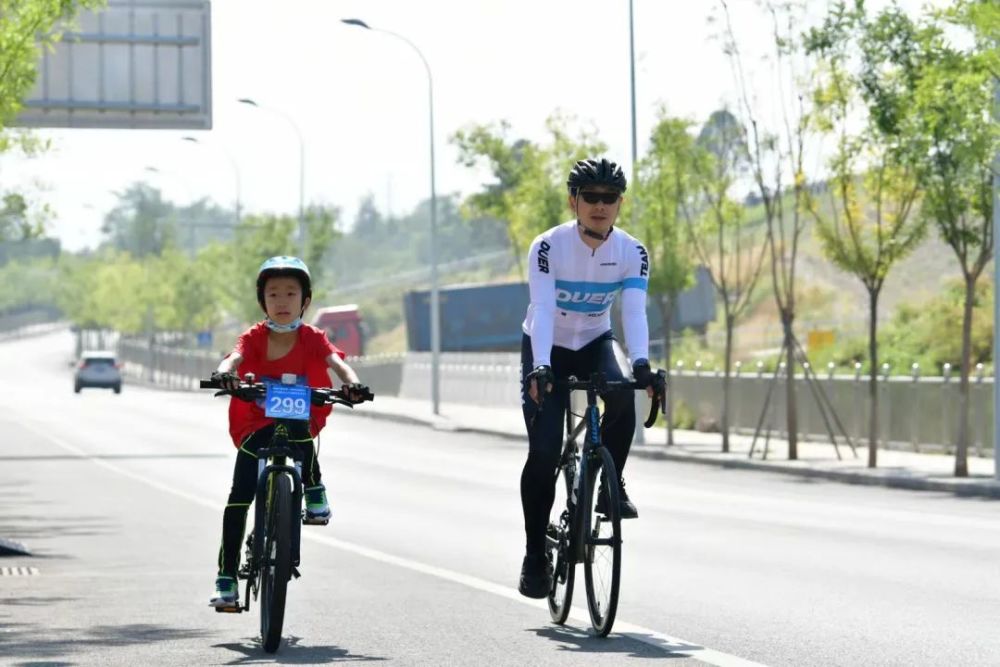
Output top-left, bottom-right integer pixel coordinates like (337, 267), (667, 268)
(342, 18), (441, 416)
(992, 80), (999, 479)
(181, 136), (242, 227)
(237, 98), (305, 255)
(628, 0), (646, 446)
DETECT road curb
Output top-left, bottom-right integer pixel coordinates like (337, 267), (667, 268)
(631, 447), (1000, 498)
(344, 407), (1000, 499)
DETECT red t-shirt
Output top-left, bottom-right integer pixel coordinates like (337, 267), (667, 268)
(227, 322), (345, 447)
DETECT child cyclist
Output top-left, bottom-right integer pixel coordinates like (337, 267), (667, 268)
(208, 256), (370, 608)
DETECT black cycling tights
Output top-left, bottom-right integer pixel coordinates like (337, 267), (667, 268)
(519, 331), (635, 557)
(217, 422), (320, 578)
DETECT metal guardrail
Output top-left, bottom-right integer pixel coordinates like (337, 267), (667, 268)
(0, 308), (64, 340)
(117, 337), (220, 391)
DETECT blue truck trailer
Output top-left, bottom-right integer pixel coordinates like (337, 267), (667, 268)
(404, 268), (716, 353)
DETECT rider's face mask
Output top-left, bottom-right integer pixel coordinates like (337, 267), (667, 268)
(265, 317), (303, 333)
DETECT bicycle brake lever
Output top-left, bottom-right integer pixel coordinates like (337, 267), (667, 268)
(643, 372), (668, 428)
(643, 394), (659, 428)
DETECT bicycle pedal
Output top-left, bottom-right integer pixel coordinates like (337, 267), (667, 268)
(302, 516), (330, 526)
(214, 604), (242, 614)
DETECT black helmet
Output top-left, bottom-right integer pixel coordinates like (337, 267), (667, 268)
(567, 158), (627, 194)
(256, 255), (312, 311)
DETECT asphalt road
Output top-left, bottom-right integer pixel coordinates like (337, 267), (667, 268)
(1, 331), (998, 666)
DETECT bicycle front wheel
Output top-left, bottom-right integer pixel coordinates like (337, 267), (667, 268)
(582, 446), (621, 637)
(260, 474), (293, 653)
(547, 463), (576, 624)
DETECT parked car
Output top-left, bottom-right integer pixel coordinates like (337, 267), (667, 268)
(75, 351), (122, 394)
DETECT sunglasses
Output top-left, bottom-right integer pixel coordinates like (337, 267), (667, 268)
(578, 191), (621, 205)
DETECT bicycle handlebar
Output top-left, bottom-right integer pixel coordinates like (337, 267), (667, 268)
(553, 371), (667, 429)
(199, 377), (374, 408)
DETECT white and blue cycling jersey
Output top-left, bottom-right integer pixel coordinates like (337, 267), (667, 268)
(521, 220), (650, 367)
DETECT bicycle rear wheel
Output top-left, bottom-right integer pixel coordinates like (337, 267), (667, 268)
(260, 474), (293, 653)
(582, 446), (621, 636)
(547, 463), (576, 624)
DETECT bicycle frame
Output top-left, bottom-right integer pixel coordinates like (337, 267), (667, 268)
(552, 373), (618, 563)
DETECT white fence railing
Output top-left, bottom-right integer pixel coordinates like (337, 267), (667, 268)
(104, 339), (994, 457)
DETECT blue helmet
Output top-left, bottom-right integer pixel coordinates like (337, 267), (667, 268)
(256, 256), (312, 310)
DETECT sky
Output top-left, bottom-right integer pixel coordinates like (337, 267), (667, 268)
(2, 0), (937, 251)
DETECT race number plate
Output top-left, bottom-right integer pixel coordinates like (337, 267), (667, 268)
(264, 382), (311, 420)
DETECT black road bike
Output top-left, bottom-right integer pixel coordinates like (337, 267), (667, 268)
(201, 374), (373, 653)
(544, 371), (665, 636)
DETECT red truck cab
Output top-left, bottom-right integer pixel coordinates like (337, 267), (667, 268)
(311, 304), (364, 357)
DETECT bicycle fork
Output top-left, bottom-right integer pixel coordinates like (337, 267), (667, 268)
(253, 458), (304, 573)
(571, 398), (602, 562)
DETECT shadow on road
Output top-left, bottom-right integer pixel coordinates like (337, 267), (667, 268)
(215, 635), (387, 663)
(0, 622), (213, 660)
(0, 514), (117, 541)
(0, 596), (78, 606)
(530, 625), (690, 659)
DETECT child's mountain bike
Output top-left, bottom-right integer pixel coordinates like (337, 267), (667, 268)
(201, 373), (373, 653)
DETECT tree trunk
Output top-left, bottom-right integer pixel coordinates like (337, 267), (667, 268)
(782, 311), (798, 460)
(659, 294), (676, 447)
(867, 288), (880, 469)
(954, 275), (976, 477)
(722, 310), (735, 453)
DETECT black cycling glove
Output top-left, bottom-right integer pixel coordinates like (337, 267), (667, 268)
(343, 382), (372, 402)
(632, 359), (665, 392)
(527, 364), (554, 399)
(211, 371), (240, 389)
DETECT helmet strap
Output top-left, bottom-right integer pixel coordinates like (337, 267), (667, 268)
(578, 221), (614, 241)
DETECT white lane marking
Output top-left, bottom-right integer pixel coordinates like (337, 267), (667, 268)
(14, 418), (220, 509)
(304, 531), (766, 666)
(17, 418), (768, 667)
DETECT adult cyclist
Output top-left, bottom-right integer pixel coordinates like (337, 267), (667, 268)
(518, 157), (665, 598)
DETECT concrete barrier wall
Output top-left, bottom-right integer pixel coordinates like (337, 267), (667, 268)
(671, 370), (994, 456)
(111, 342), (994, 457)
(397, 352), (522, 409)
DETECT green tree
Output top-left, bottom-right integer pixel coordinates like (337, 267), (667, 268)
(302, 203), (340, 290)
(227, 207), (340, 324)
(452, 113), (605, 274)
(685, 109), (768, 453)
(146, 249), (223, 333)
(56, 250), (145, 333)
(903, 1), (999, 476)
(0, 256), (59, 313)
(720, 0), (819, 460)
(633, 113), (698, 446)
(806, 1), (928, 468)
(101, 183), (179, 257)
(0, 191), (50, 241)
(0, 0), (104, 129)
(0, 0), (99, 241)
